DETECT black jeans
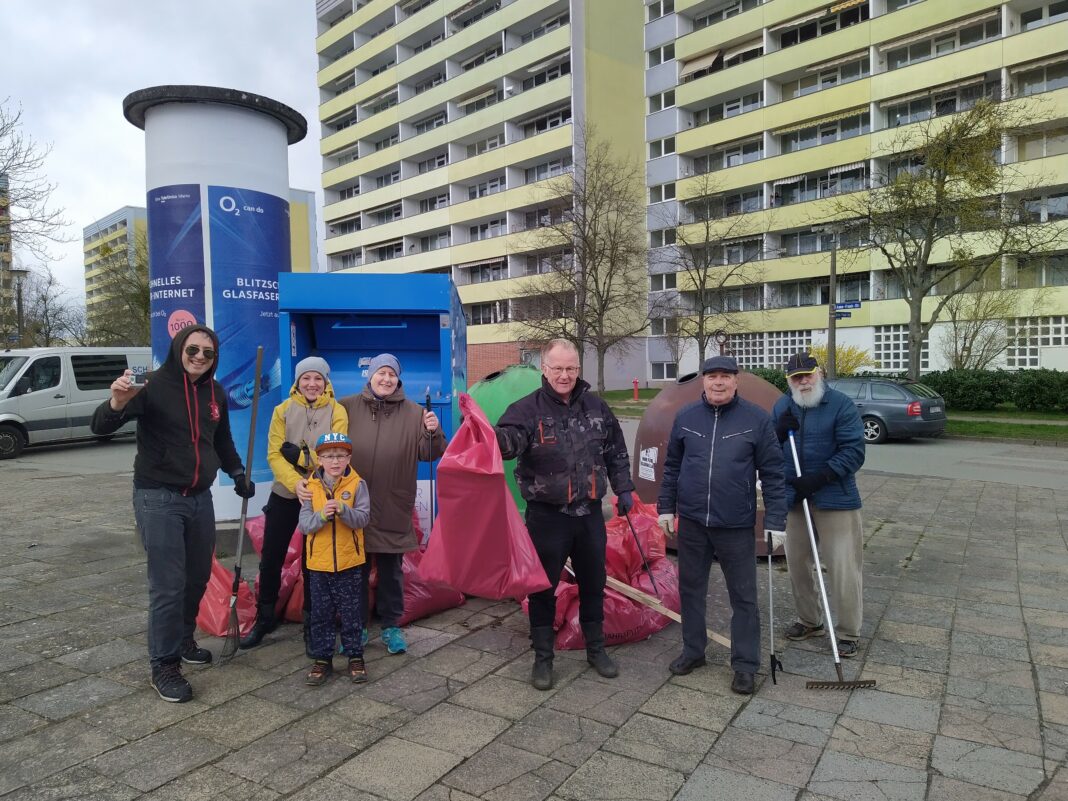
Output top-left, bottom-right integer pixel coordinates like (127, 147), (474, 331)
(677, 517), (759, 674)
(132, 486), (215, 667)
(257, 493), (301, 608)
(360, 552), (405, 628)
(525, 501), (607, 629)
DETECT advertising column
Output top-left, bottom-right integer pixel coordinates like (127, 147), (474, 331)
(125, 86), (307, 520)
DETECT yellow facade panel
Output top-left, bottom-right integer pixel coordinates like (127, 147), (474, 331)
(869, 0), (1001, 46)
(677, 58), (764, 108)
(869, 42), (1001, 105)
(762, 24), (870, 78)
(1004, 24), (1068, 72)
(675, 10), (764, 63)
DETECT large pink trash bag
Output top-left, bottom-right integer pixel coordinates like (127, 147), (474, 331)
(196, 557), (256, 637)
(419, 393), (551, 600)
(245, 515), (303, 618)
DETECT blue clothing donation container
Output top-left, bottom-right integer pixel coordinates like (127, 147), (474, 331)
(277, 273), (467, 532)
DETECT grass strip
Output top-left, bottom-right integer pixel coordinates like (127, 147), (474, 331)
(945, 419), (1068, 442)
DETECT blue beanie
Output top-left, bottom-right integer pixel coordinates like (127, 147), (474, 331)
(367, 353), (401, 378)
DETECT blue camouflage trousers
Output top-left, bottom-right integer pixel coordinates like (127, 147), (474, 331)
(307, 567), (364, 660)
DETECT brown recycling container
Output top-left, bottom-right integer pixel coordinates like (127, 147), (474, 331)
(632, 371), (785, 555)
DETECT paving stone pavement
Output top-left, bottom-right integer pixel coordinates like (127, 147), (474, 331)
(1, 464), (1067, 800)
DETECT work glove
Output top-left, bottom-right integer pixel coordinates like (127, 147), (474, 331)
(766, 530), (787, 552)
(790, 469), (835, 501)
(232, 472), (256, 499)
(657, 514), (675, 536)
(615, 491), (633, 516)
(280, 441), (302, 469)
(775, 409), (800, 444)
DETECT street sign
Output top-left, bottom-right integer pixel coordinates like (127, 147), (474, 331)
(834, 301), (861, 310)
(835, 312), (852, 319)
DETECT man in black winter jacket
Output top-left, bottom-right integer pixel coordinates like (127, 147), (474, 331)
(495, 339), (634, 691)
(657, 356), (787, 695)
(91, 325), (255, 704)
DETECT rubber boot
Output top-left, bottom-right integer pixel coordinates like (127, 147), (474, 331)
(239, 603), (277, 649)
(530, 626), (555, 691)
(582, 621), (619, 678)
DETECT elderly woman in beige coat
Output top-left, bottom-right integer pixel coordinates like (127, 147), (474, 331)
(300, 353), (445, 655)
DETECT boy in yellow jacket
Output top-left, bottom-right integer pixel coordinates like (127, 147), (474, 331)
(300, 433), (371, 685)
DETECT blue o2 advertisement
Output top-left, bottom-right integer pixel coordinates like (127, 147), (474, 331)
(146, 184), (206, 368)
(208, 185), (290, 485)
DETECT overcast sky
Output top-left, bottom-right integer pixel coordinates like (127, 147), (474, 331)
(0, 0), (323, 300)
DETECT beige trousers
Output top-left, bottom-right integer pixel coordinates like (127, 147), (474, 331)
(784, 507), (864, 641)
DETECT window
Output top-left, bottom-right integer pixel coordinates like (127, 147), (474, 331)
(650, 229), (677, 248)
(696, 139), (762, 173)
(461, 45), (502, 71)
(649, 90), (676, 113)
(366, 93), (398, 116)
(520, 13), (569, 43)
(649, 182), (676, 203)
(1007, 315), (1068, 367)
(525, 250), (571, 275)
(1018, 127), (1068, 160)
(468, 301), (509, 325)
(689, 188), (763, 220)
(370, 241), (403, 261)
(648, 0), (674, 21)
(770, 279), (824, 307)
(650, 273), (677, 291)
(1020, 191), (1068, 223)
(723, 42), (762, 68)
(419, 231), (450, 252)
(834, 380), (866, 399)
(837, 274), (871, 302)
(780, 113), (869, 154)
(694, 91), (763, 125)
(704, 286), (762, 313)
(523, 60), (571, 90)
(458, 0), (500, 28)
(417, 152), (448, 173)
(649, 136), (675, 159)
(650, 317), (678, 336)
(886, 79), (1001, 127)
(413, 72), (444, 94)
(871, 383), (907, 400)
(874, 324), (928, 371)
(886, 16), (1000, 71)
(766, 330), (813, 365)
(693, 0), (760, 30)
(469, 218), (506, 241)
(651, 362), (678, 380)
(730, 333), (767, 368)
(1021, 1), (1068, 31)
(648, 44), (675, 67)
(419, 193), (449, 213)
(782, 59), (869, 100)
(331, 216), (361, 236)
(414, 112), (447, 135)
(1019, 60), (1068, 97)
(461, 90), (502, 114)
(778, 3), (870, 50)
(522, 106), (572, 138)
(887, 0), (923, 9)
(469, 261), (507, 283)
(374, 133), (399, 151)
(412, 34), (443, 54)
(370, 60), (396, 77)
(375, 169), (400, 188)
(72, 355), (127, 391)
(467, 133), (503, 157)
(525, 156), (572, 183)
(20, 357), (61, 393)
(369, 204), (402, 225)
(468, 175), (506, 199)
(1016, 253), (1068, 288)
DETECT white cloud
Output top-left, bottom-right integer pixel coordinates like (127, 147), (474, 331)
(0, 0), (323, 300)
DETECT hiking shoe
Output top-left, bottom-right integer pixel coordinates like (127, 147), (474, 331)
(151, 661), (192, 703)
(381, 627), (407, 655)
(306, 660), (333, 686)
(669, 654), (706, 676)
(180, 640), (212, 665)
(785, 622), (825, 641)
(348, 657), (368, 684)
(838, 640), (859, 658)
(731, 671), (755, 695)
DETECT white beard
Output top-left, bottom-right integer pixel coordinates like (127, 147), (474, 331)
(790, 376), (826, 409)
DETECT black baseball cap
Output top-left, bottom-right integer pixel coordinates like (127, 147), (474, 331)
(701, 355), (739, 374)
(785, 352), (820, 377)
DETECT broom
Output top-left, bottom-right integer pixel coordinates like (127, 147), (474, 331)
(786, 431), (875, 691)
(219, 346), (264, 664)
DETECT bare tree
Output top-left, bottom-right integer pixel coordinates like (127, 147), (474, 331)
(510, 127), (656, 391)
(0, 100), (70, 258)
(656, 172), (770, 364)
(21, 264), (80, 346)
(87, 230), (151, 345)
(832, 97), (1063, 380)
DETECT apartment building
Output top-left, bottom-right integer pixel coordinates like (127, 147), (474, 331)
(83, 190), (318, 339)
(314, 0), (646, 381)
(644, 0), (1068, 379)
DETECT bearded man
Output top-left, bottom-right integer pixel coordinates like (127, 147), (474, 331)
(772, 352), (866, 658)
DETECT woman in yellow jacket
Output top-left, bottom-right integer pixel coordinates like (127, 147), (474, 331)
(241, 356), (348, 648)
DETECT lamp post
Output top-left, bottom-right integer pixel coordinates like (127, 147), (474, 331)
(10, 267), (28, 347)
(812, 227), (839, 380)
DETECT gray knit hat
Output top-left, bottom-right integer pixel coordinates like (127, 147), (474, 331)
(294, 356), (330, 383)
(367, 353), (401, 378)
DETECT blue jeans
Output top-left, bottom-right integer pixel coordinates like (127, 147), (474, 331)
(677, 517), (759, 674)
(133, 486), (216, 666)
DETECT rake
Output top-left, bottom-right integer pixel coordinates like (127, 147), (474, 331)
(219, 346), (264, 664)
(786, 431), (875, 691)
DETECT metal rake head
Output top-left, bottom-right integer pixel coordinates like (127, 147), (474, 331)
(806, 677), (877, 690)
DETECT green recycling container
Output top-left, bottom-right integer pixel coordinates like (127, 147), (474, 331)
(468, 364), (542, 514)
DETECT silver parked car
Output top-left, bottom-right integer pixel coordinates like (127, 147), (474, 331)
(828, 378), (946, 444)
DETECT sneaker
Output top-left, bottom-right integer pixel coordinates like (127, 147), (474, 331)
(784, 622), (825, 641)
(151, 661), (192, 703)
(348, 657), (368, 684)
(381, 627), (407, 655)
(838, 640), (859, 658)
(180, 639), (212, 665)
(306, 660), (333, 686)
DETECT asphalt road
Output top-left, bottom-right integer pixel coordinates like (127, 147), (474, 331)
(5, 425), (1068, 492)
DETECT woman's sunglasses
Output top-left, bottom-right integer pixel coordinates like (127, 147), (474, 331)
(184, 345), (216, 360)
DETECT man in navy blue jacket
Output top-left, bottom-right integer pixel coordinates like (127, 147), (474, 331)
(771, 352), (866, 658)
(657, 355), (787, 694)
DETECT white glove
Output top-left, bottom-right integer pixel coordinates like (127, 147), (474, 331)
(658, 514), (675, 536)
(766, 529), (786, 552)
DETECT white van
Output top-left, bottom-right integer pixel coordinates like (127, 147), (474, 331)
(0, 347), (152, 459)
